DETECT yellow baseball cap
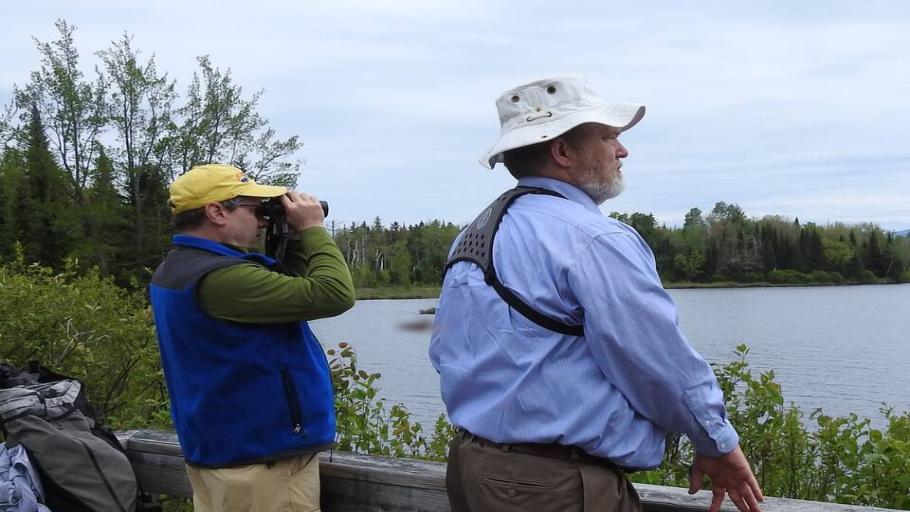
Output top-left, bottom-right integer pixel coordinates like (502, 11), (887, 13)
(169, 164), (288, 214)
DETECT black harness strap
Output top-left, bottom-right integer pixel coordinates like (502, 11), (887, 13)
(444, 187), (584, 337)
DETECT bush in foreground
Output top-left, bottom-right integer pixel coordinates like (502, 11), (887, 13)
(0, 249), (169, 428)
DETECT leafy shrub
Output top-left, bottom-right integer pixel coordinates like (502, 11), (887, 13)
(327, 341), (454, 461)
(807, 270), (845, 284)
(767, 269), (808, 284)
(631, 345), (910, 509)
(742, 272), (765, 283)
(0, 249), (168, 428)
(858, 270), (879, 284)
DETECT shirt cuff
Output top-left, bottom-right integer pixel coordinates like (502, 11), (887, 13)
(682, 387), (740, 456)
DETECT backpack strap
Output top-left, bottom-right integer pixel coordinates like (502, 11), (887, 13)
(445, 187), (584, 337)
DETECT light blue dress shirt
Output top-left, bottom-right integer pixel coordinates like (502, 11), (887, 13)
(0, 443), (50, 512)
(429, 176), (739, 470)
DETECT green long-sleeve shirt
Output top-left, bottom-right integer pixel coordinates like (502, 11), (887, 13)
(198, 227), (355, 323)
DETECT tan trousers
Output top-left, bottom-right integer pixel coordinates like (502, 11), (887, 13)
(446, 433), (642, 512)
(186, 454), (320, 512)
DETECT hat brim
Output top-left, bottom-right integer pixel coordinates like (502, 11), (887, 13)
(480, 103), (645, 169)
(236, 183), (288, 199)
(171, 183), (288, 214)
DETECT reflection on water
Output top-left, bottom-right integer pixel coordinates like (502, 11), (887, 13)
(309, 284), (910, 429)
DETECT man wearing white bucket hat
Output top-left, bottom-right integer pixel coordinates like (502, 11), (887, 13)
(430, 76), (763, 512)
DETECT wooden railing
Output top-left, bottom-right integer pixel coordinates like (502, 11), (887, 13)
(117, 430), (897, 512)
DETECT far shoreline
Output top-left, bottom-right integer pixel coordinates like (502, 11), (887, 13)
(356, 280), (905, 300)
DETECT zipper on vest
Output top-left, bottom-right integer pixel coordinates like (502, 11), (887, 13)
(280, 370), (304, 435)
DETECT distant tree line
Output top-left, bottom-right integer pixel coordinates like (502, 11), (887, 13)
(0, 20), (301, 285)
(609, 203), (909, 285)
(335, 205), (909, 288)
(332, 218), (462, 288)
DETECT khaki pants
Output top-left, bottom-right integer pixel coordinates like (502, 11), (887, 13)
(446, 433), (641, 512)
(186, 454), (321, 512)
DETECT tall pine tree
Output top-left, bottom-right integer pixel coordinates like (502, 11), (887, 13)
(21, 103), (74, 267)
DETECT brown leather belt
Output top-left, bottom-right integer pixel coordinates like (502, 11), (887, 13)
(458, 430), (625, 472)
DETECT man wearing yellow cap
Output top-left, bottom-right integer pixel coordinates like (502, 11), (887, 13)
(149, 164), (355, 512)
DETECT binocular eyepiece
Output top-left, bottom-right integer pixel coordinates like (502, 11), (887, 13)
(257, 198), (329, 218)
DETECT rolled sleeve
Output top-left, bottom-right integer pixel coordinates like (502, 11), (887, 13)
(569, 229), (738, 455)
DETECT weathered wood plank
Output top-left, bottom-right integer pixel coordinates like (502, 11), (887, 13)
(116, 430), (898, 512)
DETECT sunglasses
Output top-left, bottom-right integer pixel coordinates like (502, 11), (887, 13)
(232, 200), (266, 216)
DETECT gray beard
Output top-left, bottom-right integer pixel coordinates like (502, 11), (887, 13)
(581, 174), (625, 205)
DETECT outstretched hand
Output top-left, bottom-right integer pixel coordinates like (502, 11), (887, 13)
(689, 445), (764, 512)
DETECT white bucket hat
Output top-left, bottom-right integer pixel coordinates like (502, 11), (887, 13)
(480, 75), (645, 169)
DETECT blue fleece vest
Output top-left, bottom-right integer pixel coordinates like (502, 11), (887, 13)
(149, 235), (335, 467)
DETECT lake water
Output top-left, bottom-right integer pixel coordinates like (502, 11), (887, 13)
(310, 284), (910, 430)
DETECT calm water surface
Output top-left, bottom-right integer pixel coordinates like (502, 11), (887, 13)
(310, 284), (910, 429)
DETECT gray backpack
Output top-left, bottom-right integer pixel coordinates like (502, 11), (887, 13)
(0, 374), (139, 512)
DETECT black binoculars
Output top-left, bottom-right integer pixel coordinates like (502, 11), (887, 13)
(257, 198), (329, 218)
(262, 197), (329, 260)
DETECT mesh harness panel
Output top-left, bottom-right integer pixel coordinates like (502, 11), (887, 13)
(444, 187), (584, 337)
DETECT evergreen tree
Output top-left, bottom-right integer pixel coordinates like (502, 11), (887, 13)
(20, 103), (74, 267)
(0, 150), (27, 258)
(78, 147), (127, 274)
(683, 207), (705, 231)
(799, 225), (824, 271)
(758, 222), (777, 270)
(865, 230), (887, 277)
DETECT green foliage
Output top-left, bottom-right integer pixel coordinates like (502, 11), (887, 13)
(327, 341), (453, 461)
(18, 103), (75, 267)
(0, 19), (302, 287)
(673, 249), (706, 281)
(0, 252), (168, 427)
(630, 344), (910, 509)
(389, 240), (413, 287)
(354, 286), (440, 300)
(334, 219), (462, 289)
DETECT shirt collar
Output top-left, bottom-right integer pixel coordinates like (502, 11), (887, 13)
(517, 176), (602, 215)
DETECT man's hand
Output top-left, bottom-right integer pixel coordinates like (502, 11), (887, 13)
(281, 191), (325, 233)
(689, 445), (764, 512)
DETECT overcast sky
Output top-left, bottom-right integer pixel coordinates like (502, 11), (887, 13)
(3, 1), (908, 230)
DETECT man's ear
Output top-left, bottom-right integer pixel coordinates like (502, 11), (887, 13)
(203, 202), (229, 226)
(549, 138), (574, 169)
